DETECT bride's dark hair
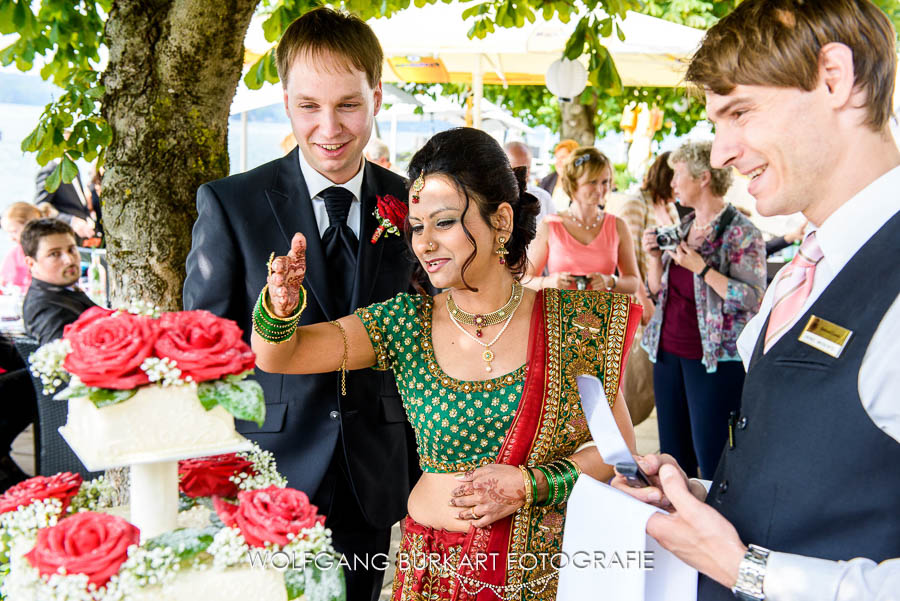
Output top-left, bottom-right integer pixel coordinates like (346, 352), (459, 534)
(405, 128), (540, 291)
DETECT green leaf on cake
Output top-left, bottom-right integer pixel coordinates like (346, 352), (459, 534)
(146, 526), (218, 561)
(197, 380), (266, 427)
(53, 381), (88, 400)
(87, 387), (137, 408)
(284, 567), (306, 600)
(285, 559), (346, 601)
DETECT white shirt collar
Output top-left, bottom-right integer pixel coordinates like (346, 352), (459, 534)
(814, 164), (900, 275)
(297, 150), (365, 203)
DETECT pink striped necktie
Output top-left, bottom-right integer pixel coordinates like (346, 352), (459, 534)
(764, 232), (824, 352)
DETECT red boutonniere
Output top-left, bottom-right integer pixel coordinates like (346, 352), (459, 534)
(371, 194), (408, 244)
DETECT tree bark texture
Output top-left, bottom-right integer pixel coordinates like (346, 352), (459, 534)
(559, 97), (596, 146)
(101, 0), (258, 310)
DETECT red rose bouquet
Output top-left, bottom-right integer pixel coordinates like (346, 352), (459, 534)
(30, 307), (265, 426)
(370, 194), (408, 244)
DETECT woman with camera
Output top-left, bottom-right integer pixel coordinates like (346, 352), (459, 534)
(640, 141), (766, 479)
(526, 147), (640, 294)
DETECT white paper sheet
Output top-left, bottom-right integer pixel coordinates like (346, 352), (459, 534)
(555, 375), (697, 601)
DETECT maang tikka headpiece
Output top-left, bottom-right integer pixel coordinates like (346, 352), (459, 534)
(411, 172), (425, 203)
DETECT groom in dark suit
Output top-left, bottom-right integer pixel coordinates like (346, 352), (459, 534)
(184, 9), (418, 601)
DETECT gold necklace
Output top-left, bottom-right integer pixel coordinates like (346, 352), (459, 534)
(446, 281), (523, 338)
(448, 295), (522, 372)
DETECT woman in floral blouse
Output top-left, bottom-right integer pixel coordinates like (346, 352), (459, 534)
(641, 140), (766, 479)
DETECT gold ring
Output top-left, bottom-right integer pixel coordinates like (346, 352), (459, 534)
(428, 242), (435, 251)
(471, 509), (481, 520)
(266, 252), (275, 276)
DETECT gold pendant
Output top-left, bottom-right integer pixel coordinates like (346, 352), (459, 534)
(482, 349), (494, 372)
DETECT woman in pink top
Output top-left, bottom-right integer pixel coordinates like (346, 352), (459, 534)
(526, 147), (640, 293)
(1, 202), (46, 291)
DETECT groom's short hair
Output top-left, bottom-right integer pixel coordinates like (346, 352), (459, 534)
(686, 0), (896, 131)
(276, 7), (383, 89)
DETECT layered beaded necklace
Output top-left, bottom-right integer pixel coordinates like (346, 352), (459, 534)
(446, 281), (524, 372)
(563, 209), (603, 231)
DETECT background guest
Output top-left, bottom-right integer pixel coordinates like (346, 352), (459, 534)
(615, 151), (680, 324)
(504, 140), (554, 223)
(364, 136), (392, 170)
(539, 138), (578, 211)
(527, 147), (640, 295)
(641, 140), (765, 478)
(0, 332), (33, 491)
(21, 219), (96, 344)
(34, 159), (96, 242)
(1, 202), (50, 292)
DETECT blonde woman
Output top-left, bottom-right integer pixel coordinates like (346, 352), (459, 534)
(527, 147), (640, 295)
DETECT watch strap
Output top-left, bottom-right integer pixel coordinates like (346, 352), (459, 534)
(732, 544), (770, 601)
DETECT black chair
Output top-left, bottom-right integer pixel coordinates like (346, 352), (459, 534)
(13, 337), (100, 480)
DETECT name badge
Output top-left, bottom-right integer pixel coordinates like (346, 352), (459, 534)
(798, 315), (852, 358)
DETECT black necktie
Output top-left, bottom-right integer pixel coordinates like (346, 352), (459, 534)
(320, 186), (358, 314)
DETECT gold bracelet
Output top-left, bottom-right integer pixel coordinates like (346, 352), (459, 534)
(261, 284), (307, 322)
(330, 319), (349, 396)
(518, 465), (533, 508)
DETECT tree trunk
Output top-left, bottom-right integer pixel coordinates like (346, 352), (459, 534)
(101, 0), (258, 310)
(559, 97), (597, 146)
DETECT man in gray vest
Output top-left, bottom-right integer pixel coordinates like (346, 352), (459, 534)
(613, 1), (900, 599)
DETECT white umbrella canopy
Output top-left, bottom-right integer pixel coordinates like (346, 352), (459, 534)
(368, 6), (705, 88)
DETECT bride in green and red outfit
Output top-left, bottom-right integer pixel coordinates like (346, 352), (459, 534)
(252, 128), (642, 601)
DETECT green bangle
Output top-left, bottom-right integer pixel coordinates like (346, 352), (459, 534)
(553, 459), (580, 502)
(535, 465), (555, 507)
(544, 462), (568, 504)
(253, 286), (304, 344)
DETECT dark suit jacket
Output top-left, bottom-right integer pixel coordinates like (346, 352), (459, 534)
(34, 162), (92, 223)
(23, 278), (97, 344)
(183, 149), (418, 529)
(539, 171), (558, 195)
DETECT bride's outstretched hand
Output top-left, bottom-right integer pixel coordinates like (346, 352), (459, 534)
(267, 233), (307, 317)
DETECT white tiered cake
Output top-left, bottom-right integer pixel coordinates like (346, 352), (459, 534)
(1, 307), (344, 601)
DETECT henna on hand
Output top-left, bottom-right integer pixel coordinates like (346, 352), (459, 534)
(474, 478), (524, 507)
(267, 233), (307, 317)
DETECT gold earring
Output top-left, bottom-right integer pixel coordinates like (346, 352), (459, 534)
(496, 236), (509, 265)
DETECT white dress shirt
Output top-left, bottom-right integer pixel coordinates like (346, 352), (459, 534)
(298, 153), (365, 239)
(734, 165), (900, 601)
(527, 184), (555, 223)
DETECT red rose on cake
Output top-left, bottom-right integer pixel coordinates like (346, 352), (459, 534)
(214, 486), (325, 547)
(179, 452), (255, 498)
(24, 512), (140, 587)
(154, 310), (255, 382)
(61, 306), (116, 338)
(63, 311), (159, 389)
(0, 472), (82, 515)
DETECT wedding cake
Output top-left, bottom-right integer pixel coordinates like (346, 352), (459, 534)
(1, 306), (345, 601)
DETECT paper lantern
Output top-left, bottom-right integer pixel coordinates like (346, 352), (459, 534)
(545, 58), (588, 102)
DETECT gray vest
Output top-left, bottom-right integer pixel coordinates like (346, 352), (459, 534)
(699, 210), (900, 600)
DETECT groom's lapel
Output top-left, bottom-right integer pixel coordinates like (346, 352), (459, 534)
(351, 162), (386, 310)
(265, 148), (337, 321)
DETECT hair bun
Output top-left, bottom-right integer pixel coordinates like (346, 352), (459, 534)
(511, 165), (528, 197)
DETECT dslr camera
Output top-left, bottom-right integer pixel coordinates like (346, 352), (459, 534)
(655, 225), (682, 251)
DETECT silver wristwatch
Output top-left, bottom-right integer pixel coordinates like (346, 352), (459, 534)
(732, 544), (770, 601)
